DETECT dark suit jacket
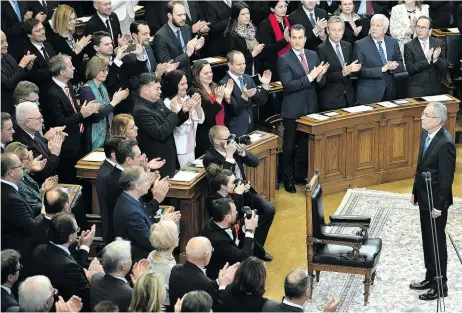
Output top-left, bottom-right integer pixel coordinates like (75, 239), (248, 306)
(428, 1), (455, 28)
(1, 54), (27, 114)
(316, 40), (355, 109)
(412, 127), (456, 213)
(200, 1), (232, 56)
(218, 285), (268, 312)
(404, 37), (447, 97)
(30, 217), (51, 252)
(113, 191), (159, 261)
(219, 73), (268, 137)
(103, 166), (122, 243)
(201, 218), (254, 280)
(289, 7), (328, 51)
(262, 300), (304, 312)
(90, 273), (133, 312)
(145, 1), (203, 32)
(83, 12), (122, 57)
(32, 243), (91, 312)
(23, 1), (58, 31)
(132, 96), (188, 177)
(277, 49), (326, 119)
(1, 1), (26, 47)
(354, 35), (404, 104)
(341, 19), (367, 46)
(153, 23), (195, 80)
(96, 160), (116, 242)
(206, 191), (244, 217)
(1, 288), (19, 312)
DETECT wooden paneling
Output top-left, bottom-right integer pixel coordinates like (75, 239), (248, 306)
(354, 123), (379, 176)
(322, 129), (346, 183)
(385, 117), (413, 170)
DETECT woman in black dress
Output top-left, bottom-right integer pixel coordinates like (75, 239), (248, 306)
(334, 0), (367, 46)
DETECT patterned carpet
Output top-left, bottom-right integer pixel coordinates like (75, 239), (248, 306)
(303, 189), (462, 312)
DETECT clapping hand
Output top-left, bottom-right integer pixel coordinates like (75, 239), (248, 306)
(117, 34), (132, 47)
(18, 51), (37, 68)
(152, 176), (170, 203)
(185, 93), (202, 111)
(353, 25), (362, 37)
(251, 43), (265, 57)
(30, 155), (47, 172)
(315, 17), (328, 34)
(79, 224), (96, 247)
(35, 11), (47, 23)
(284, 27), (290, 42)
(148, 157), (166, 170)
(111, 88), (129, 106)
(80, 100), (100, 118)
(387, 61), (399, 70)
(224, 79), (234, 100)
(55, 295), (83, 313)
(75, 35), (92, 55)
(164, 206), (181, 222)
(309, 61), (325, 78)
(426, 47), (435, 61)
(432, 47), (442, 61)
(343, 60), (361, 76)
(217, 262), (240, 287)
(192, 20), (210, 34)
(323, 296), (340, 312)
(24, 11), (33, 21)
(130, 259), (150, 285)
(319, 62), (329, 77)
(47, 133), (66, 156)
(214, 85), (225, 103)
(186, 37), (198, 56)
(84, 257), (104, 280)
(43, 126), (67, 141)
(41, 175), (58, 194)
(242, 84), (257, 100)
(195, 36), (205, 51)
(258, 70), (272, 87)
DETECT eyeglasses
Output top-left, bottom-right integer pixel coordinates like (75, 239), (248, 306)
(48, 288), (59, 302)
(206, 247), (215, 255)
(27, 116), (43, 121)
(421, 113), (438, 119)
(10, 164), (24, 170)
(415, 25), (429, 30)
(13, 264), (23, 273)
(74, 226), (81, 234)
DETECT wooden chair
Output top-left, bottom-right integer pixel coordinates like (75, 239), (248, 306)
(305, 171), (382, 305)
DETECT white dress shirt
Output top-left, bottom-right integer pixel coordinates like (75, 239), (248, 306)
(215, 148), (245, 179)
(372, 37), (388, 62)
(31, 40), (47, 59)
(52, 77), (67, 93)
(1, 286), (12, 295)
(227, 71), (244, 91)
(302, 6), (320, 37)
(50, 241), (90, 254)
(282, 298), (305, 310)
(1, 179), (18, 192)
(97, 12), (114, 40)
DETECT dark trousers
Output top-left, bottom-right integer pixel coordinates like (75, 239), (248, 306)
(382, 74), (396, 101)
(246, 192), (275, 247)
(419, 209), (448, 288)
(282, 118), (308, 182)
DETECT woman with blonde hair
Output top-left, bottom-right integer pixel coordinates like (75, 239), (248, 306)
(111, 113), (138, 140)
(130, 271), (166, 312)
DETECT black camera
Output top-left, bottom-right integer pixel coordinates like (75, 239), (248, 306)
(227, 134), (251, 145)
(234, 178), (248, 185)
(242, 206), (258, 219)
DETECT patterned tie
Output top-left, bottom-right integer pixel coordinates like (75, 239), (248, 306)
(105, 19), (113, 40)
(377, 41), (387, 66)
(335, 44), (345, 67)
(33, 137), (47, 157)
(309, 13), (316, 28)
(299, 53), (309, 75)
(143, 47), (152, 72)
(238, 76), (244, 90)
(41, 47), (50, 62)
(422, 41), (428, 56)
(422, 135), (431, 156)
(64, 86), (84, 133)
(11, 0), (21, 21)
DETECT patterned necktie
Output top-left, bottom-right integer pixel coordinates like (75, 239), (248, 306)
(238, 76), (244, 90)
(33, 137), (47, 157)
(422, 135), (431, 155)
(105, 19), (113, 40)
(299, 53), (309, 75)
(377, 41), (387, 65)
(309, 13), (316, 28)
(422, 41), (428, 56)
(11, 0), (21, 21)
(335, 44), (345, 67)
(143, 47), (152, 72)
(64, 86), (84, 133)
(41, 47), (50, 62)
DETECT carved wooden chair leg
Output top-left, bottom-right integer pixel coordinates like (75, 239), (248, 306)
(308, 269), (315, 299)
(315, 270), (320, 282)
(371, 271), (377, 285)
(363, 272), (372, 306)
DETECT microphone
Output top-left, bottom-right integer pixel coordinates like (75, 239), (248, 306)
(421, 172), (428, 179)
(426, 171), (432, 180)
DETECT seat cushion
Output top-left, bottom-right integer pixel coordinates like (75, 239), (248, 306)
(312, 238), (382, 269)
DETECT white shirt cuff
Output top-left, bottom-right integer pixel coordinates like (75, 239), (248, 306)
(307, 75), (314, 82)
(226, 158), (235, 164)
(80, 245), (90, 252)
(433, 209), (441, 213)
(245, 231), (254, 238)
(216, 281), (226, 290)
(113, 59), (123, 67)
(238, 150), (246, 157)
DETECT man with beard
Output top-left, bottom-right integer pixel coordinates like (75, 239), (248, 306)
(153, 1), (205, 82)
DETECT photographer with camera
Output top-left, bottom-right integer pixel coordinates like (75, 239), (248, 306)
(204, 125), (275, 261)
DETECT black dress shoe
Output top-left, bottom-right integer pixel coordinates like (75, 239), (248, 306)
(410, 280), (433, 290)
(419, 288), (448, 301)
(284, 180), (296, 193)
(263, 253), (273, 262)
(294, 177), (307, 185)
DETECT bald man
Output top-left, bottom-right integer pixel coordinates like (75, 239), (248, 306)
(169, 237), (238, 311)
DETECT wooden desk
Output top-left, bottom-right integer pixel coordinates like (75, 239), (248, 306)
(432, 28), (461, 38)
(296, 96), (460, 196)
(58, 184), (82, 209)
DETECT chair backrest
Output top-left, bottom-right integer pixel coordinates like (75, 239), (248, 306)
(305, 170), (325, 261)
(311, 183), (327, 238)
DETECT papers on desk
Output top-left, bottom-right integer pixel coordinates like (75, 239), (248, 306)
(377, 101), (398, 108)
(447, 28), (460, 33)
(422, 95), (452, 102)
(249, 133), (264, 143)
(393, 99), (409, 104)
(76, 16), (91, 23)
(324, 112), (340, 117)
(171, 170), (200, 182)
(82, 151), (106, 162)
(191, 159), (204, 168)
(193, 57), (223, 64)
(342, 105), (374, 113)
(134, 5), (144, 12)
(306, 113), (329, 121)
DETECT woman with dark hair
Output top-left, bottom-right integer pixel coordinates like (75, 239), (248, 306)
(224, 1), (265, 75)
(190, 61), (234, 157)
(218, 256), (268, 312)
(161, 70), (204, 168)
(258, 1), (291, 81)
(334, 0), (367, 45)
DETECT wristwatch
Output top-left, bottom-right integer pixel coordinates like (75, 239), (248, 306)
(245, 229), (254, 234)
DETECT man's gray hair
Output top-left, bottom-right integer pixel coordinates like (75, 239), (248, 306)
(327, 15), (345, 26)
(430, 102), (447, 125)
(18, 275), (53, 312)
(101, 238), (132, 274)
(15, 101), (40, 126)
(371, 14), (390, 31)
(119, 166), (145, 191)
(49, 54), (70, 77)
(13, 81), (39, 105)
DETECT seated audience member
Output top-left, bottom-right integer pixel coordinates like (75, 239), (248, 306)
(130, 271), (166, 312)
(1, 113), (15, 152)
(262, 268), (340, 312)
(14, 101), (65, 184)
(1, 249), (21, 312)
(1, 31), (36, 115)
(1, 152), (43, 256)
(190, 60), (232, 157)
(81, 56), (129, 153)
(152, 1), (205, 82)
(354, 14), (404, 104)
(258, 1), (292, 82)
(162, 70), (204, 168)
(113, 166), (180, 261)
(12, 81), (40, 107)
(32, 212), (99, 312)
(218, 256), (268, 312)
(177, 290), (213, 313)
(335, 0), (366, 46)
(390, 0), (429, 59)
(169, 237), (237, 311)
(220, 50), (270, 137)
(133, 73), (188, 178)
(316, 16), (359, 110)
(95, 300), (119, 312)
(43, 54), (100, 184)
(201, 198), (260, 280)
(48, 4), (92, 88)
(204, 126), (275, 253)
(225, 2), (264, 75)
(404, 16), (447, 97)
(148, 220), (179, 308)
(110, 114), (138, 140)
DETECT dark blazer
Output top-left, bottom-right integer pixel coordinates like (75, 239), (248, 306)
(96, 160), (116, 242)
(32, 243), (91, 312)
(225, 31), (261, 75)
(1, 1), (26, 46)
(354, 35), (404, 104)
(404, 37), (447, 97)
(153, 23), (194, 80)
(341, 19), (367, 46)
(23, 1), (59, 32)
(1, 54), (27, 114)
(113, 191), (159, 262)
(206, 191), (244, 217)
(246, 2), (270, 26)
(318, 1), (339, 14)
(428, 1), (455, 29)
(132, 96), (188, 178)
(83, 13), (122, 57)
(169, 261), (222, 310)
(103, 166), (123, 243)
(289, 7), (328, 51)
(277, 49), (326, 119)
(200, 1), (232, 56)
(90, 273), (133, 312)
(262, 300), (304, 312)
(145, 1), (203, 32)
(219, 73), (268, 137)
(13, 126), (59, 184)
(412, 127), (456, 213)
(316, 40), (355, 109)
(30, 217), (51, 252)
(1, 288), (19, 312)
(218, 285), (268, 312)
(201, 218), (254, 280)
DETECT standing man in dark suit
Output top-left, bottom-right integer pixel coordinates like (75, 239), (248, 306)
(1, 249), (21, 312)
(410, 102), (456, 301)
(1, 0), (29, 55)
(316, 16), (360, 110)
(289, 0), (328, 51)
(427, 1), (455, 29)
(277, 24), (327, 193)
(200, 0), (232, 57)
(153, 1), (205, 82)
(219, 50), (270, 137)
(354, 14), (403, 104)
(404, 16), (447, 98)
(1, 113), (15, 152)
